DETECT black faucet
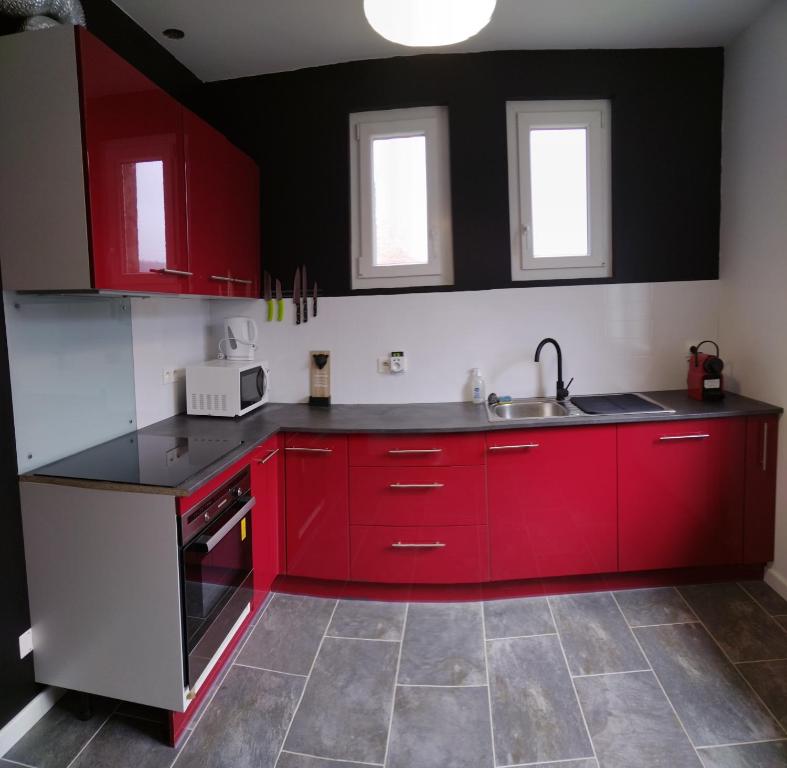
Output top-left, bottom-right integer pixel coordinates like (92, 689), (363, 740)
(534, 338), (573, 401)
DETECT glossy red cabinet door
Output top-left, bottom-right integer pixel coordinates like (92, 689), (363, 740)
(743, 416), (779, 563)
(250, 437), (282, 604)
(285, 434), (349, 580)
(77, 29), (189, 293)
(618, 419), (746, 571)
(487, 426), (618, 581)
(183, 110), (260, 297)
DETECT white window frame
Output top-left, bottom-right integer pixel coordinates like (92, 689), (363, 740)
(350, 106), (453, 290)
(506, 99), (612, 282)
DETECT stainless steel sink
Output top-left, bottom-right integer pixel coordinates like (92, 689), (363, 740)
(486, 398), (576, 422)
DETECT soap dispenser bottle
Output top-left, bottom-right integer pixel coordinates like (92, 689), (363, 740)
(470, 368), (486, 404)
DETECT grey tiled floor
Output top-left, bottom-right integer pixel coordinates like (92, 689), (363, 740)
(4, 582), (787, 768)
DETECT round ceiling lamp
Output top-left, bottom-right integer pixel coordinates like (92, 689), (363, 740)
(363, 0), (497, 48)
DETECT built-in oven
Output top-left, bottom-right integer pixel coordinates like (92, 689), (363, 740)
(179, 467), (255, 693)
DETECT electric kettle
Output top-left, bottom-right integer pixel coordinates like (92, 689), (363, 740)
(221, 316), (258, 361)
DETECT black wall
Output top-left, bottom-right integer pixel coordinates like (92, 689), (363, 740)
(204, 48), (724, 296)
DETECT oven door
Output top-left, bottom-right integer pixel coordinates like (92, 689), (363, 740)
(238, 365), (266, 414)
(182, 495), (255, 691)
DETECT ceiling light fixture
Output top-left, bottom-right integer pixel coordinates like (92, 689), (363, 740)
(363, 0), (497, 48)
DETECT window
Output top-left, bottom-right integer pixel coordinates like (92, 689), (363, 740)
(506, 100), (611, 281)
(350, 106), (453, 289)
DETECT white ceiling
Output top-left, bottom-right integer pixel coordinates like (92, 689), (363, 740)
(114, 0), (773, 82)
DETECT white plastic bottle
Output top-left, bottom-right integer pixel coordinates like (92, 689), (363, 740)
(470, 368), (486, 404)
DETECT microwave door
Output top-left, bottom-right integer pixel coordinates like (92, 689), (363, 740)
(239, 367), (264, 411)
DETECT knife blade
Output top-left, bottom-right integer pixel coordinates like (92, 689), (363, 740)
(302, 264), (308, 323)
(313, 282), (318, 318)
(275, 278), (284, 322)
(263, 272), (273, 322)
(293, 267), (301, 325)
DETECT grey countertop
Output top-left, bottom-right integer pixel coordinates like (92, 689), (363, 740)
(25, 390), (782, 497)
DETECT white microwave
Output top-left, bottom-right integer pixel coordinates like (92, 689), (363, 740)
(186, 360), (270, 417)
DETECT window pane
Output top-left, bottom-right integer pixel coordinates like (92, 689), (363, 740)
(372, 135), (428, 266)
(529, 128), (588, 258)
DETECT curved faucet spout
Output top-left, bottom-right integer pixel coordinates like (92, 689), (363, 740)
(534, 338), (571, 401)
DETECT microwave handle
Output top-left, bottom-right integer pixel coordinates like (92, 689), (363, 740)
(193, 497), (255, 553)
(257, 368), (266, 398)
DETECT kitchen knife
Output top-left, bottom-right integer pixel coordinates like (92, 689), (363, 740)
(293, 267), (301, 325)
(302, 264), (308, 323)
(275, 278), (284, 322)
(313, 282), (318, 318)
(263, 272), (273, 321)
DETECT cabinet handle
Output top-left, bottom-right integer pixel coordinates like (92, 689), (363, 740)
(387, 448), (442, 455)
(391, 541), (446, 549)
(285, 447), (333, 454)
(209, 275), (233, 282)
(150, 268), (193, 277)
(389, 483), (444, 489)
(257, 448), (279, 465)
(658, 434), (710, 442)
(762, 423), (769, 472)
(488, 443), (540, 451)
(230, 277), (253, 285)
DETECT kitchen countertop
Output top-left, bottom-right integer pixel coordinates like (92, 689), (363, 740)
(22, 390), (782, 497)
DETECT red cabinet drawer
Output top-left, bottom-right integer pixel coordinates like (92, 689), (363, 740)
(350, 525), (489, 584)
(350, 466), (486, 526)
(349, 433), (485, 467)
(744, 416), (779, 563)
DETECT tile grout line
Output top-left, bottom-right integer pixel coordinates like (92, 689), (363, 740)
(694, 736), (787, 750)
(396, 683), (487, 689)
(735, 658), (787, 666)
(485, 632), (558, 642)
(479, 603), (499, 768)
(572, 668), (652, 679)
(0, 757), (39, 768)
(496, 756), (601, 768)
(324, 635), (399, 643)
(629, 620), (700, 629)
(545, 597), (598, 766)
(674, 587), (787, 739)
(233, 662), (308, 677)
(271, 599), (339, 768)
(381, 602), (408, 768)
(736, 582), (787, 636)
(62, 701), (119, 768)
(281, 747), (384, 766)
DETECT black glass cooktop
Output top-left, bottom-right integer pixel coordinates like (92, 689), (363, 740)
(33, 432), (245, 488)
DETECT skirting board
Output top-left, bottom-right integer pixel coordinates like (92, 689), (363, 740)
(0, 686), (64, 755)
(765, 566), (787, 600)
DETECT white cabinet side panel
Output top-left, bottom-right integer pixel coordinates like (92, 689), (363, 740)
(19, 482), (185, 711)
(0, 27), (91, 290)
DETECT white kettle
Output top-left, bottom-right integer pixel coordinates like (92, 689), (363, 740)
(222, 316), (258, 361)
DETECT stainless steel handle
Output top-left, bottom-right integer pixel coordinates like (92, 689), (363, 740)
(198, 497), (255, 553)
(391, 541), (446, 549)
(285, 447), (333, 454)
(389, 483), (444, 489)
(762, 423), (769, 472)
(209, 275), (233, 282)
(230, 277), (253, 285)
(257, 448), (279, 465)
(387, 448), (443, 455)
(658, 434), (710, 442)
(489, 443), (540, 451)
(150, 268), (193, 277)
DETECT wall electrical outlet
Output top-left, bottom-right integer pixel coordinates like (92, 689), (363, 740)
(377, 358), (391, 374)
(162, 368), (185, 385)
(19, 628), (33, 659)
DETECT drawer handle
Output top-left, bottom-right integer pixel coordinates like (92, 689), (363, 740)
(488, 443), (540, 451)
(257, 448), (279, 465)
(230, 277), (253, 285)
(150, 267), (193, 277)
(285, 447), (333, 454)
(389, 483), (444, 489)
(762, 423), (769, 472)
(387, 448), (443, 455)
(391, 541), (446, 549)
(658, 434), (710, 442)
(209, 275), (233, 282)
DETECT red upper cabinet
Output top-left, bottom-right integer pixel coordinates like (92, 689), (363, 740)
(487, 426), (618, 581)
(743, 415), (779, 563)
(618, 418), (746, 571)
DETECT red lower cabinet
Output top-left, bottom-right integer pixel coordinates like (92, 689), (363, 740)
(618, 418), (746, 571)
(743, 415), (779, 563)
(487, 426), (618, 581)
(250, 437), (281, 603)
(285, 433), (349, 580)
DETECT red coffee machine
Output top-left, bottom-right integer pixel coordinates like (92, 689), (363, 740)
(687, 340), (724, 401)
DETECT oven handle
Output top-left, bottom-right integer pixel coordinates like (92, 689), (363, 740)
(193, 497), (256, 553)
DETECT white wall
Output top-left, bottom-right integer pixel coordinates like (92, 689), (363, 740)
(130, 296), (212, 428)
(719, 0), (787, 595)
(210, 280), (720, 404)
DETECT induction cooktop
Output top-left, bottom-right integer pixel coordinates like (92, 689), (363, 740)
(33, 432), (245, 488)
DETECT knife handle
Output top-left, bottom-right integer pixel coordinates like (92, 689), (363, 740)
(313, 297), (318, 318)
(303, 295), (308, 323)
(296, 301), (301, 325)
(266, 300), (274, 322)
(277, 299), (285, 322)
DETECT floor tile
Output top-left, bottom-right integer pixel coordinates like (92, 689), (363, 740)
(486, 635), (593, 765)
(778, 616), (787, 631)
(177, 665), (304, 768)
(70, 715), (176, 768)
(679, 583), (787, 662)
(634, 623), (782, 746)
(575, 670), (701, 768)
(3, 692), (115, 768)
(697, 740), (787, 767)
(736, 659), (787, 728)
(386, 685), (493, 768)
(237, 593), (336, 675)
(738, 581), (787, 616)
(483, 596), (555, 639)
(549, 592), (647, 676)
(327, 599), (405, 641)
(526, 762), (597, 768)
(614, 587), (697, 627)
(277, 753), (372, 767)
(398, 602), (485, 686)
(284, 637), (398, 764)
